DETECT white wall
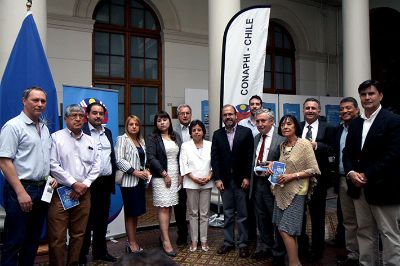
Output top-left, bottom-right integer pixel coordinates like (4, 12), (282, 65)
(163, 42), (208, 112)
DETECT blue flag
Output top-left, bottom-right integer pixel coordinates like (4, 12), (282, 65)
(0, 12), (59, 132)
(0, 12), (59, 207)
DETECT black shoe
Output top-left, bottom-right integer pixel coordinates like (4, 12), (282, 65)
(272, 256), (285, 266)
(308, 251), (323, 263)
(93, 252), (117, 262)
(217, 244), (235, 255)
(78, 255), (87, 266)
(337, 257), (359, 266)
(238, 246), (250, 258)
(176, 236), (187, 246)
(251, 249), (272, 259)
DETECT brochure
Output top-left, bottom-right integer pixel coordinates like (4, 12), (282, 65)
(57, 186), (80, 210)
(41, 176), (54, 203)
(269, 161), (286, 185)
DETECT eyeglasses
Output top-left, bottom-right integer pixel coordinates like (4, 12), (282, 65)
(179, 112), (191, 116)
(68, 113), (85, 120)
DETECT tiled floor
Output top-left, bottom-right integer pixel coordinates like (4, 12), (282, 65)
(33, 188), (349, 265)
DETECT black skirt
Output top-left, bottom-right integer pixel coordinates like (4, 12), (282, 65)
(120, 183), (146, 217)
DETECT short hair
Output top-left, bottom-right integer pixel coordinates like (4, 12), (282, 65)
(22, 86), (46, 100)
(340, 97), (359, 109)
(188, 119), (206, 139)
(249, 95), (263, 105)
(277, 114), (302, 137)
(125, 115), (142, 140)
(152, 110), (176, 140)
(64, 104), (84, 117)
(358, 79), (382, 94)
(255, 108), (274, 121)
(177, 104), (192, 114)
(222, 104), (236, 114)
(303, 97), (321, 109)
(86, 102), (107, 114)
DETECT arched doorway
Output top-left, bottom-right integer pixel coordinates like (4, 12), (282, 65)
(370, 7), (400, 113)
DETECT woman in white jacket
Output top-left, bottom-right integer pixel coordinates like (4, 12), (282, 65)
(179, 120), (213, 252)
(115, 115), (150, 253)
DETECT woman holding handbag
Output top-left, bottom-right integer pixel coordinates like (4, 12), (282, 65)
(115, 115), (150, 253)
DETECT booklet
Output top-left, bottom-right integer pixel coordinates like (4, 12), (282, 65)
(57, 186), (80, 210)
(269, 161), (286, 186)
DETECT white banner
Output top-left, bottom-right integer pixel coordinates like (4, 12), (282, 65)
(221, 6), (270, 121)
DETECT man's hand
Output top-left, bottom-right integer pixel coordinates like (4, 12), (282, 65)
(215, 180), (224, 192)
(72, 182), (88, 197)
(17, 190), (32, 212)
(310, 141), (317, 150)
(241, 178), (250, 189)
(49, 177), (58, 189)
(349, 171), (367, 187)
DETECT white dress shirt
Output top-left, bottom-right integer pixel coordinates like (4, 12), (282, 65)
(302, 119), (319, 141)
(360, 105), (382, 149)
(50, 128), (101, 187)
(88, 123), (112, 176)
(255, 126), (274, 162)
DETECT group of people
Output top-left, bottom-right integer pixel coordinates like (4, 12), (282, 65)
(0, 79), (399, 266)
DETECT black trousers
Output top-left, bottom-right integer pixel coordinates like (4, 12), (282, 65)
(80, 176), (112, 258)
(302, 181), (328, 256)
(174, 188), (188, 240)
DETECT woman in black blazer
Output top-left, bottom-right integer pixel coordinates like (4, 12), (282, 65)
(146, 111), (182, 257)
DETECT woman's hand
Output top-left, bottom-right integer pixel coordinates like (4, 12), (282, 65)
(277, 173), (294, 185)
(163, 173), (172, 188)
(133, 170), (149, 180)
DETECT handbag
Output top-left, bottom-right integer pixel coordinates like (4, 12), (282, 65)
(115, 169), (124, 185)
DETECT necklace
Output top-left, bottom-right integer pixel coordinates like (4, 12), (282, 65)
(282, 138), (297, 157)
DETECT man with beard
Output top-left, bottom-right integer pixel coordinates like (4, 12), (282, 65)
(238, 95), (263, 137)
(80, 102), (117, 264)
(211, 104), (254, 258)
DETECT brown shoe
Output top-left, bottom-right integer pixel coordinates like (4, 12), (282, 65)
(217, 245), (235, 254)
(238, 246), (250, 258)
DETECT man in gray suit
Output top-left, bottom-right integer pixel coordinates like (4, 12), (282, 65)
(249, 109), (285, 265)
(172, 104), (191, 245)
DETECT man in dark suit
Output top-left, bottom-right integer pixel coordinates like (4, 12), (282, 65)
(343, 80), (400, 265)
(333, 97), (360, 266)
(211, 104), (254, 258)
(80, 102), (117, 264)
(299, 97), (335, 262)
(172, 104), (191, 245)
(249, 108), (285, 265)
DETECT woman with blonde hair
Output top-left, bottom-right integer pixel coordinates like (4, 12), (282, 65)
(115, 115), (150, 253)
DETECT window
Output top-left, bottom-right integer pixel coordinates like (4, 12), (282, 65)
(264, 23), (296, 94)
(93, 0), (162, 137)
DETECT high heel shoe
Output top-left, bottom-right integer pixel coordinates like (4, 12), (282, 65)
(126, 243), (144, 253)
(159, 237), (177, 257)
(201, 242), (209, 252)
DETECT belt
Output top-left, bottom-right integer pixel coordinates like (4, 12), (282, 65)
(20, 179), (46, 187)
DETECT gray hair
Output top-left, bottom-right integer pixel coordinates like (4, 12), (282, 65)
(22, 86), (46, 100)
(64, 104), (84, 117)
(255, 108), (275, 121)
(177, 104), (192, 114)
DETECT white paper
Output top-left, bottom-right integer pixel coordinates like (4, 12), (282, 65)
(41, 176), (54, 203)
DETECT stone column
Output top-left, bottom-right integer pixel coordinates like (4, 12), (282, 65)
(0, 0), (47, 77)
(342, 0), (371, 100)
(208, 0), (240, 138)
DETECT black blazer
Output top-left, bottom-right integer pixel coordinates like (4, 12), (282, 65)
(343, 109), (400, 205)
(211, 125), (254, 186)
(146, 131), (182, 178)
(300, 120), (335, 187)
(249, 129), (285, 198)
(82, 123), (116, 194)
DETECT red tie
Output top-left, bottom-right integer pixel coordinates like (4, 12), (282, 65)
(257, 135), (267, 165)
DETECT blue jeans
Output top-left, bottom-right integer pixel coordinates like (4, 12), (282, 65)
(1, 182), (48, 266)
